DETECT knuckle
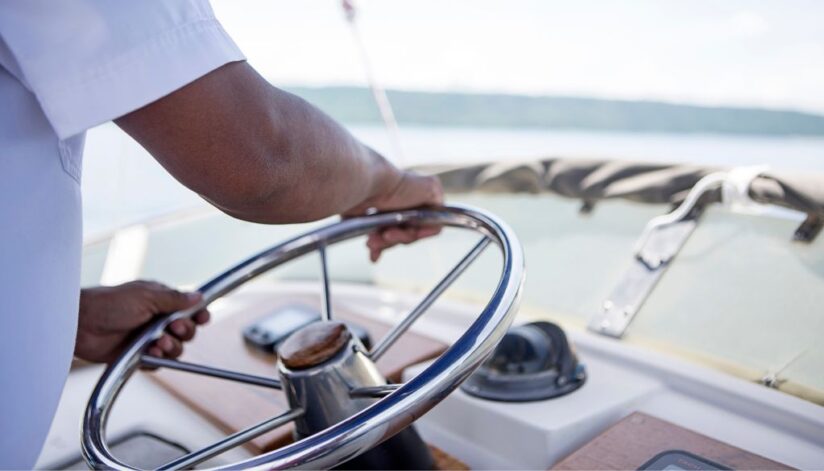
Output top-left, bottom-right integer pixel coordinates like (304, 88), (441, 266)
(135, 280), (164, 297)
(426, 177), (442, 201)
(434, 182), (444, 199)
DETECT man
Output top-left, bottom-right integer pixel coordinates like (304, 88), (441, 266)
(0, 1), (442, 468)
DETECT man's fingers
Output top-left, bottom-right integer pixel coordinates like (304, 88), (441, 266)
(169, 318), (196, 341)
(341, 170), (444, 263)
(365, 223), (443, 262)
(193, 309), (211, 325)
(146, 334), (185, 360)
(140, 345), (165, 370)
(366, 232), (392, 262)
(147, 345), (163, 358)
(380, 226), (435, 246)
(416, 226), (442, 238)
(156, 334), (184, 358)
(382, 227), (417, 245)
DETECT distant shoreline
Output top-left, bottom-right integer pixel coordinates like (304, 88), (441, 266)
(287, 86), (824, 137)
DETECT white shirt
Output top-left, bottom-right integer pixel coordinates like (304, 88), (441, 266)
(0, 1), (244, 467)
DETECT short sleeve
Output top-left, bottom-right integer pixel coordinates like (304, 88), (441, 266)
(0, 0), (245, 139)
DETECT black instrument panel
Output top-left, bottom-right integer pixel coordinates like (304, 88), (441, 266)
(243, 304), (371, 353)
(639, 450), (731, 470)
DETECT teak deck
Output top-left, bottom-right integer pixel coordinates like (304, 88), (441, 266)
(553, 412), (792, 470)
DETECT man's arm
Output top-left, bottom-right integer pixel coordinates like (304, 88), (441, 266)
(116, 61), (441, 226)
(78, 62), (439, 365)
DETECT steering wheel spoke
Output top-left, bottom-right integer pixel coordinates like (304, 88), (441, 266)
(349, 383), (402, 398)
(368, 236), (491, 361)
(319, 243), (333, 321)
(140, 355), (282, 390)
(157, 408), (304, 470)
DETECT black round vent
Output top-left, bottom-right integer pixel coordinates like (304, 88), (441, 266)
(460, 321), (586, 402)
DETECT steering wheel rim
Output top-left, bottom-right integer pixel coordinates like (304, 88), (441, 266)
(82, 204), (525, 470)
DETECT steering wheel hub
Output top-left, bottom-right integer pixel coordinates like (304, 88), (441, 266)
(278, 321), (352, 370)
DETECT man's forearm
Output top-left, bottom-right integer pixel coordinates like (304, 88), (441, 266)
(204, 86), (405, 223)
(216, 89), (403, 223)
(116, 61), (402, 224)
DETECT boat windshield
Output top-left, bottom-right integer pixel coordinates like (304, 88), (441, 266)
(81, 191), (824, 405)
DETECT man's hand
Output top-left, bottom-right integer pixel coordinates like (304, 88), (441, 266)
(343, 172), (444, 262)
(75, 281), (210, 364)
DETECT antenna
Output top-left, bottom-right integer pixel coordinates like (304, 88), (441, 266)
(341, 0), (406, 167)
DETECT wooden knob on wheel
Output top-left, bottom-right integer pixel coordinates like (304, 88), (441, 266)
(278, 321), (352, 370)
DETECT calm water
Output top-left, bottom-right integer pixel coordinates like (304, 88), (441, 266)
(82, 123), (824, 237)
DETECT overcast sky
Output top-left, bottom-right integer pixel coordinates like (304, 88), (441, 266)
(211, 0), (824, 114)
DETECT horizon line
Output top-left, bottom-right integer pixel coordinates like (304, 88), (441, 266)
(274, 82), (824, 117)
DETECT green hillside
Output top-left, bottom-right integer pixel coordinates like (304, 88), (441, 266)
(286, 86), (824, 136)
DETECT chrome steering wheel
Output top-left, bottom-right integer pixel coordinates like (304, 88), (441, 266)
(82, 205), (524, 470)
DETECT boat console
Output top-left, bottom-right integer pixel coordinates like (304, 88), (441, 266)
(36, 195), (824, 470)
(43, 278), (822, 470)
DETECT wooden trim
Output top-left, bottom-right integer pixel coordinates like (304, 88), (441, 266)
(553, 412), (792, 470)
